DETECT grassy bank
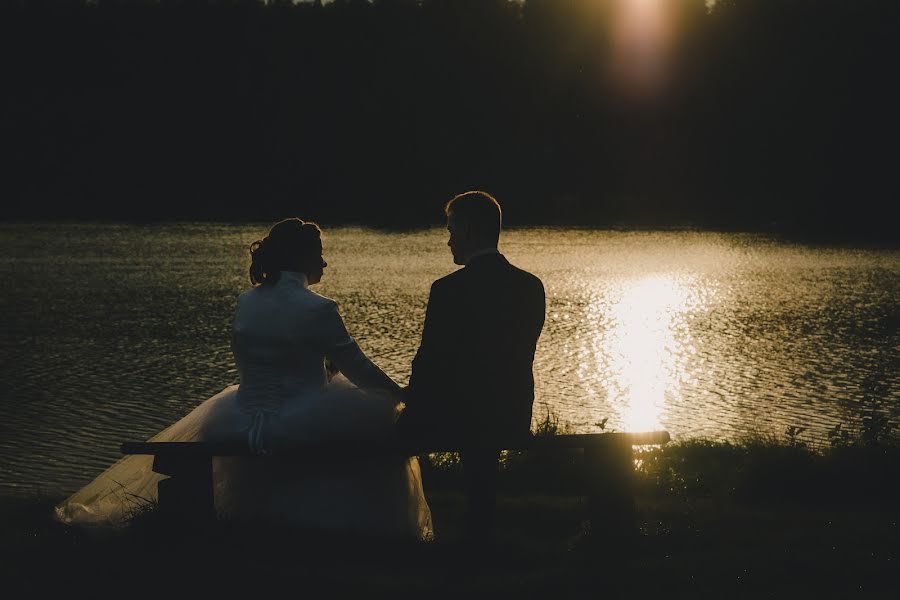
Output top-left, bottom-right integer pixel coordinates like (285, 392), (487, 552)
(3, 426), (897, 598)
(426, 410), (899, 508)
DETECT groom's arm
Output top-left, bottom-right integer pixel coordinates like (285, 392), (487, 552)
(407, 279), (453, 403)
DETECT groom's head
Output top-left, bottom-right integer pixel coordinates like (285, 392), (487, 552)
(444, 191), (502, 265)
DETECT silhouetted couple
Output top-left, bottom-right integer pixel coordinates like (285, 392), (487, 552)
(56, 191), (545, 545)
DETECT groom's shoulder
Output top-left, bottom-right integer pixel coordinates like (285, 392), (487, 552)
(434, 268), (465, 286)
(487, 256), (544, 294)
(505, 258), (540, 280)
(430, 267), (466, 295)
(431, 260), (544, 293)
(508, 262), (544, 293)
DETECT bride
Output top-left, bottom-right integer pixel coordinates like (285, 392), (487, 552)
(56, 218), (433, 540)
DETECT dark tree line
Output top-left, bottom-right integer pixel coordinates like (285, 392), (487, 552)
(2, 0), (897, 238)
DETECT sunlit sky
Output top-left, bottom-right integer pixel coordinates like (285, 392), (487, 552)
(304, 0), (720, 97)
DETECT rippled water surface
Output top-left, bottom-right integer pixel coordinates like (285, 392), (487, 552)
(1, 224), (898, 497)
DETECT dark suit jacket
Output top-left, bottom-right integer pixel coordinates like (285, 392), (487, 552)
(399, 252), (545, 446)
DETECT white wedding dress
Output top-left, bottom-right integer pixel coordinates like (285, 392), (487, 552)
(55, 271), (433, 540)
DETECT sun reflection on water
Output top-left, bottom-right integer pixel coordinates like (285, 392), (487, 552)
(594, 274), (705, 432)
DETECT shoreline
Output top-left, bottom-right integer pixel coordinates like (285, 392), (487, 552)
(2, 219), (898, 246)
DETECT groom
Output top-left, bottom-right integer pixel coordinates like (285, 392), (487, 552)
(397, 190), (545, 541)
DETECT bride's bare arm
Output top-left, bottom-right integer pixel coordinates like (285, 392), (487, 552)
(317, 300), (400, 393)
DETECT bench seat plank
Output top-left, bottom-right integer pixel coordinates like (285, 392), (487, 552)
(121, 430), (670, 534)
(121, 431), (670, 458)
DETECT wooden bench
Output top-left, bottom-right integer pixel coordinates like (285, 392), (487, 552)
(121, 431), (670, 537)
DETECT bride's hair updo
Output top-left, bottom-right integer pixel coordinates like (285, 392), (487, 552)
(249, 218), (322, 286)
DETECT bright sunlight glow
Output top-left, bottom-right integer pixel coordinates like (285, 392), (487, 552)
(598, 275), (698, 432)
(610, 0), (675, 94)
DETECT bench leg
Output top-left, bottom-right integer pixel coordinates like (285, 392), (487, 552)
(584, 441), (636, 542)
(153, 455), (216, 521)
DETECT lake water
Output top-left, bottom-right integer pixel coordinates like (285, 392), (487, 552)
(1, 223), (898, 497)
